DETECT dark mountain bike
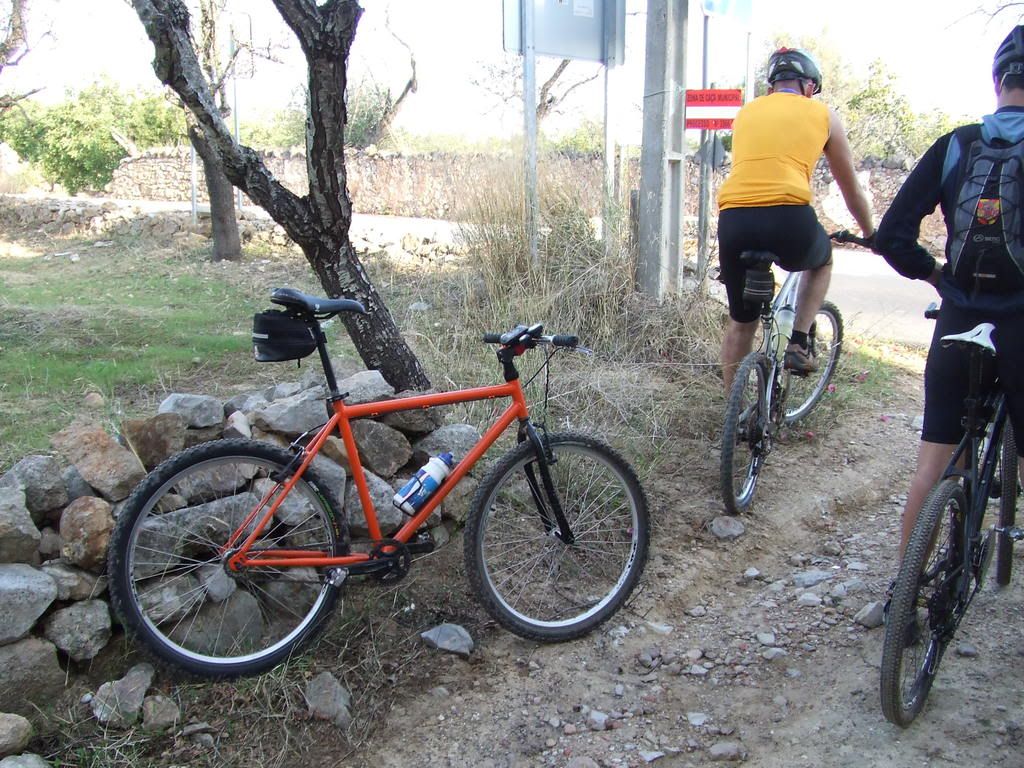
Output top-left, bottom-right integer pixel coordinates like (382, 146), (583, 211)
(720, 230), (868, 514)
(880, 314), (1022, 726)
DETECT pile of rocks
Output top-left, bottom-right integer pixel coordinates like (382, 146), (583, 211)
(0, 368), (483, 760)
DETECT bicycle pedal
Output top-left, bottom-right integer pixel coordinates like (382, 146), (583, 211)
(1008, 527), (1024, 542)
(406, 531), (436, 554)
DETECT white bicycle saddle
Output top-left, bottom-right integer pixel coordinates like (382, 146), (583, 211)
(940, 322), (997, 354)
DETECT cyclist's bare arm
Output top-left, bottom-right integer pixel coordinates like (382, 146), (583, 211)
(824, 108), (875, 237)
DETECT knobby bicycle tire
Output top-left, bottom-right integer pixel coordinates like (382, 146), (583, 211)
(721, 352), (770, 515)
(880, 478), (963, 727)
(108, 439), (347, 678)
(997, 427), (1019, 586)
(464, 432), (649, 642)
(784, 301), (843, 425)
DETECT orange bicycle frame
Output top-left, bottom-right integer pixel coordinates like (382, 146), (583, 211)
(224, 379), (530, 571)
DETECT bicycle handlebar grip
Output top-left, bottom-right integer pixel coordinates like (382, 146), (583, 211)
(482, 333), (503, 344)
(551, 334), (579, 348)
(924, 302), (940, 320)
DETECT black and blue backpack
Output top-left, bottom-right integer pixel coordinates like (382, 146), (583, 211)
(945, 124), (1024, 294)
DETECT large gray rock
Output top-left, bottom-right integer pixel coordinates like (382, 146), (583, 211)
(223, 391), (269, 417)
(351, 420), (411, 478)
(59, 497), (114, 572)
(304, 671), (352, 729)
(379, 390), (446, 435)
(43, 600), (112, 661)
(157, 393), (224, 429)
(0, 456), (68, 523)
(420, 623), (474, 658)
(0, 564), (58, 644)
(61, 466), (94, 505)
(710, 516), (745, 541)
(0, 753), (50, 768)
(0, 713), (32, 759)
(122, 412), (187, 470)
(40, 562), (107, 601)
(793, 569), (834, 589)
(0, 487), (41, 563)
(0, 638), (65, 715)
(51, 422), (146, 502)
(336, 370), (395, 405)
(167, 590), (263, 657)
(91, 663), (155, 728)
(142, 695), (180, 732)
(345, 469), (403, 537)
(251, 388), (329, 435)
(441, 475), (478, 523)
(411, 424), (481, 467)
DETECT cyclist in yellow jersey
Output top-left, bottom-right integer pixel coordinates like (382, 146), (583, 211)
(718, 48), (874, 390)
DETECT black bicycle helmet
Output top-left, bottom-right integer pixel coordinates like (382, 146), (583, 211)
(993, 25), (1024, 79)
(766, 47), (822, 95)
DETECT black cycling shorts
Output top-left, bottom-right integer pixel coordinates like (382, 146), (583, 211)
(717, 204), (832, 323)
(923, 302), (1024, 455)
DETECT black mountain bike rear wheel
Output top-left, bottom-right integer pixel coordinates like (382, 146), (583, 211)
(784, 301), (843, 424)
(880, 478), (964, 727)
(721, 352), (770, 515)
(997, 427), (1019, 586)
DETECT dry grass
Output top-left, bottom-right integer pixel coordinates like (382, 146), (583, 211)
(7, 167), (911, 766)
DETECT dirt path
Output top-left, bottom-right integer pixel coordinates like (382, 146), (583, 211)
(343, 372), (1024, 768)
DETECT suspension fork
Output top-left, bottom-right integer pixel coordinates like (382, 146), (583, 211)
(518, 420), (576, 545)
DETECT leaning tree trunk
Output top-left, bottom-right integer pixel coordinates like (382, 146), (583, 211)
(131, 0), (430, 391)
(189, 126), (240, 262)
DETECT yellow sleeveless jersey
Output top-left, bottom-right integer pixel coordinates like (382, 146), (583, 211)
(717, 92), (830, 210)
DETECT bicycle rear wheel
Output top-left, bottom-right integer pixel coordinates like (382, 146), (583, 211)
(784, 301), (843, 424)
(997, 427), (1019, 586)
(721, 352), (770, 515)
(108, 439), (347, 678)
(464, 432), (649, 642)
(880, 478), (964, 727)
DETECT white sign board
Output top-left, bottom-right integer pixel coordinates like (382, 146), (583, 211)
(503, 0), (626, 66)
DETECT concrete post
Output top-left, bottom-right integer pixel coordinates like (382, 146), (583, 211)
(637, 0), (688, 297)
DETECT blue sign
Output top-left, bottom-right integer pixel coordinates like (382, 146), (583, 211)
(701, 0), (753, 26)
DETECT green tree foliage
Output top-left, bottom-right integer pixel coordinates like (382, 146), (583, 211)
(241, 107), (306, 149)
(0, 83), (185, 193)
(345, 80), (392, 149)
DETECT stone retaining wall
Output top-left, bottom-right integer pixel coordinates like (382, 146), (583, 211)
(0, 372), (481, 750)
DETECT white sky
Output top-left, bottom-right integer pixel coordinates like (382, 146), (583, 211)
(2, 0), (1019, 143)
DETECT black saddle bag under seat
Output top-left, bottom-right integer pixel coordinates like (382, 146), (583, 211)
(252, 310), (318, 363)
(742, 258), (776, 306)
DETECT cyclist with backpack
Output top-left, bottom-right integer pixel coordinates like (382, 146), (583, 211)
(874, 25), (1024, 557)
(718, 47), (875, 390)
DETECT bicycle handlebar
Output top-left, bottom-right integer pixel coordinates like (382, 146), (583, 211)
(483, 329), (581, 349)
(830, 230), (875, 249)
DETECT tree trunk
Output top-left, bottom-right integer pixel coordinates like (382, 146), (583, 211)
(189, 126), (240, 262)
(130, 0), (430, 390)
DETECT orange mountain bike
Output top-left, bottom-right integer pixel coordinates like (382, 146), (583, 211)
(108, 287), (649, 678)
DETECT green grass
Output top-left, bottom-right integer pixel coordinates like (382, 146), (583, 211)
(0, 234), (270, 469)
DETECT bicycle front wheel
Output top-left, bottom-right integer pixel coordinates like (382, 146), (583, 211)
(880, 478), (964, 727)
(721, 352), (770, 515)
(784, 301), (843, 424)
(997, 427), (1019, 586)
(464, 433), (649, 642)
(108, 439), (347, 678)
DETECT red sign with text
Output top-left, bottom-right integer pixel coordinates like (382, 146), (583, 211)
(685, 89), (742, 129)
(685, 89), (743, 107)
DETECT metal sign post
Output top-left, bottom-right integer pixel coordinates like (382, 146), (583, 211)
(503, 0), (626, 265)
(686, 87), (742, 285)
(522, 0), (539, 267)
